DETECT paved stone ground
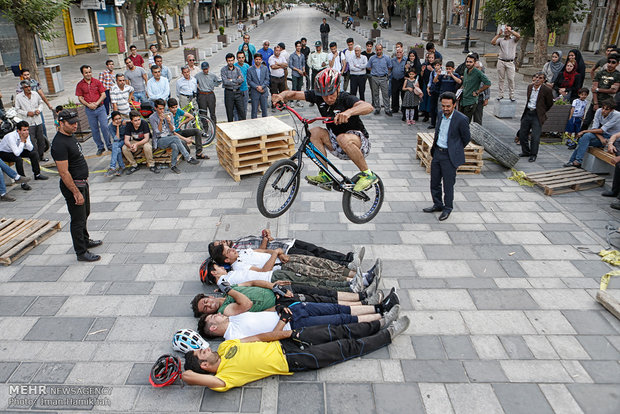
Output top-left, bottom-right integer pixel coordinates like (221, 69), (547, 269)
(0, 6), (620, 413)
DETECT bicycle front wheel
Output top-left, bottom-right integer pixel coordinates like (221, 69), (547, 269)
(199, 114), (216, 146)
(257, 159), (301, 218)
(342, 173), (384, 224)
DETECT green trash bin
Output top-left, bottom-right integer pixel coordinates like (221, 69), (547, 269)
(104, 25), (126, 54)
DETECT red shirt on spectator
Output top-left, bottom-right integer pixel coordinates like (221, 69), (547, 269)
(76, 78), (105, 104)
(129, 54), (145, 67)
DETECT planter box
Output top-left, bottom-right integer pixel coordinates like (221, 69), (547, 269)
(541, 104), (571, 133)
(217, 35), (228, 46)
(412, 47), (425, 59)
(59, 104), (91, 142)
(370, 29), (381, 40)
(184, 47), (198, 61)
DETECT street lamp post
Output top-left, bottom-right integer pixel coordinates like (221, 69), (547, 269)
(178, 10), (184, 45)
(462, 0), (474, 53)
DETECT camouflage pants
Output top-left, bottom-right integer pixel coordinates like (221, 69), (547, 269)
(272, 270), (352, 292)
(281, 255), (351, 280)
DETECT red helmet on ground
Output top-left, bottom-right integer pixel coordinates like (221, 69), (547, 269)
(314, 68), (341, 96)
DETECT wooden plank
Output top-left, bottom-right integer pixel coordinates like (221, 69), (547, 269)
(0, 220), (35, 245)
(0, 220), (61, 265)
(0, 220), (47, 255)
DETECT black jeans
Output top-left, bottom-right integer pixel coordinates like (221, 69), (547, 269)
(391, 77), (405, 113)
(429, 92), (440, 126)
(430, 148), (457, 212)
(519, 109), (542, 156)
(60, 181), (90, 256)
(224, 90), (245, 122)
(610, 163), (620, 195)
(177, 128), (203, 156)
(287, 239), (353, 265)
(281, 320), (390, 371)
(286, 283), (339, 304)
(461, 103), (477, 123)
(197, 92), (217, 125)
(350, 74), (366, 101)
(0, 149), (40, 176)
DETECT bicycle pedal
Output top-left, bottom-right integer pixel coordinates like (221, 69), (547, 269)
(317, 183), (333, 191)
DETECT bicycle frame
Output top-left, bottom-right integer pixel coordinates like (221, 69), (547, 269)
(276, 104), (370, 202)
(179, 101), (201, 130)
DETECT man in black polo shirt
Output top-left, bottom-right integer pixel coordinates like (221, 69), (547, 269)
(51, 110), (102, 262)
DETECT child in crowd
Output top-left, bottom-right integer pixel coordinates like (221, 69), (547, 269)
(402, 69), (423, 125)
(565, 88), (589, 149)
(106, 111), (126, 177)
(434, 61), (462, 95)
(53, 105), (64, 129)
(427, 60), (442, 128)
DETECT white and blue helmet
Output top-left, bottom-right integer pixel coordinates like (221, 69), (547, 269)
(172, 329), (209, 353)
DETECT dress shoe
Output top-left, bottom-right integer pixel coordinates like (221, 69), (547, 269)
(385, 110), (392, 116)
(427, 124), (435, 129)
(96, 149), (104, 156)
(35, 174), (49, 180)
(77, 251), (101, 262)
(423, 206), (443, 213)
(21, 183), (31, 191)
(611, 201), (620, 210)
(563, 161), (580, 168)
(519, 152), (531, 157)
(438, 210), (451, 221)
(528, 155), (537, 162)
(602, 191), (619, 197)
(87, 239), (103, 248)
(374, 109), (381, 115)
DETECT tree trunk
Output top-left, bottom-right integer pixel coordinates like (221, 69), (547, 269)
(579, 0), (594, 51)
(533, 0), (548, 67)
(416, 1), (424, 37)
(14, 24), (39, 82)
(231, 0), (237, 24)
(191, 0), (200, 38)
(515, 35), (529, 70)
(381, 0), (388, 19)
(149, 4), (164, 51)
(426, 0), (434, 42)
(370, 0), (375, 20)
(603, 0), (619, 48)
(140, 14), (149, 49)
(209, 4), (214, 33)
(406, 7), (413, 35)
(439, 0), (448, 42)
(160, 15), (171, 48)
(359, 0), (367, 18)
(121, 1), (137, 47)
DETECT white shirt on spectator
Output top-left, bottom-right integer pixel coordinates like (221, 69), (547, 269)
(224, 312), (290, 340)
(0, 130), (33, 155)
(14, 92), (43, 126)
(527, 85), (540, 110)
(268, 55), (287, 77)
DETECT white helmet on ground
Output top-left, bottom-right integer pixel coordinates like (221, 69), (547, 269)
(172, 329), (209, 353)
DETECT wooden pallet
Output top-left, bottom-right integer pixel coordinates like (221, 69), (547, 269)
(216, 117), (296, 182)
(0, 218), (61, 265)
(525, 167), (605, 196)
(416, 132), (484, 174)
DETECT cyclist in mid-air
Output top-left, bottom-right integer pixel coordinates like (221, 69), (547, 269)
(272, 68), (376, 192)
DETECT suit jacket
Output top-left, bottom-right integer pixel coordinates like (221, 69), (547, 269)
(247, 64), (270, 93)
(522, 83), (554, 125)
(431, 109), (471, 168)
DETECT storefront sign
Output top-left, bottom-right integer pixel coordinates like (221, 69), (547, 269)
(70, 6), (94, 45)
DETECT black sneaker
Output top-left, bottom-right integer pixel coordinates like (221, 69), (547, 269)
(34, 174), (49, 180)
(374, 109), (381, 115)
(385, 110), (393, 116)
(171, 166), (181, 174)
(96, 149), (104, 156)
(150, 166), (161, 174)
(21, 183), (31, 191)
(381, 287), (400, 313)
(77, 251), (101, 262)
(125, 165), (140, 175)
(187, 158), (200, 165)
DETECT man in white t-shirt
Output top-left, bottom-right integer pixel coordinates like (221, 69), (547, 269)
(269, 45), (289, 109)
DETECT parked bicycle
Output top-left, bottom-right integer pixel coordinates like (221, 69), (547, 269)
(179, 100), (215, 147)
(256, 103), (384, 224)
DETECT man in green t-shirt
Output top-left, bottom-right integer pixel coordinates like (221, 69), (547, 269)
(459, 53), (491, 122)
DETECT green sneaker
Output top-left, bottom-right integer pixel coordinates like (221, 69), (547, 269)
(305, 171), (332, 185)
(353, 172), (378, 192)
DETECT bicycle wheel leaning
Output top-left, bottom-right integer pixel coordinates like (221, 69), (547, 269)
(257, 159), (301, 218)
(342, 172), (384, 224)
(198, 113), (215, 146)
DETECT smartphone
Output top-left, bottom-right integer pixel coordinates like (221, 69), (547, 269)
(499, 24), (506, 34)
(441, 69), (447, 75)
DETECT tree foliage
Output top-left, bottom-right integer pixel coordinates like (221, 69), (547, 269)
(0, 0), (70, 41)
(483, 0), (588, 37)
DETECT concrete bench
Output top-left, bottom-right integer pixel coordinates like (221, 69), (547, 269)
(583, 147), (616, 175)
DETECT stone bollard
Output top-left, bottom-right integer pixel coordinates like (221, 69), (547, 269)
(204, 48), (213, 57)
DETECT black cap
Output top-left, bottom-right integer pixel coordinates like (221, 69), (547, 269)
(57, 109), (79, 124)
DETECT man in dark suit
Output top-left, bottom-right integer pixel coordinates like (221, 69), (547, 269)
(519, 72), (554, 162)
(423, 92), (471, 221)
(247, 54), (271, 118)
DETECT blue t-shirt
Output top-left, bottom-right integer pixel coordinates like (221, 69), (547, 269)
(172, 108), (186, 132)
(235, 62), (250, 92)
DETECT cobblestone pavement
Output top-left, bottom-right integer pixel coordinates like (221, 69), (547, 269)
(0, 6), (619, 414)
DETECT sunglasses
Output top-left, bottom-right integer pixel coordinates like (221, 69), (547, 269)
(609, 60), (618, 64)
(188, 59), (195, 61)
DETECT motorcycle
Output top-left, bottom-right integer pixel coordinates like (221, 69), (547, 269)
(0, 108), (22, 140)
(377, 14), (388, 29)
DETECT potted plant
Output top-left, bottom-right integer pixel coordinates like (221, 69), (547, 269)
(413, 43), (425, 59)
(217, 26), (228, 46)
(370, 22), (381, 40)
(61, 99), (91, 141)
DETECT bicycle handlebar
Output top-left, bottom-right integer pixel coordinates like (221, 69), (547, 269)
(276, 102), (333, 124)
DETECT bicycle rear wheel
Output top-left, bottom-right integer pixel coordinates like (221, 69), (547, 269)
(342, 173), (384, 224)
(257, 159), (300, 218)
(198, 114), (215, 146)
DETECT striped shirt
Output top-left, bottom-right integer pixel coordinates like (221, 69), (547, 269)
(98, 69), (116, 90)
(110, 84), (134, 115)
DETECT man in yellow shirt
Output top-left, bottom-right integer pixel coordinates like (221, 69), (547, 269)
(182, 316), (409, 391)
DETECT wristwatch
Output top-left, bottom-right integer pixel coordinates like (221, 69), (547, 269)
(596, 87), (599, 93)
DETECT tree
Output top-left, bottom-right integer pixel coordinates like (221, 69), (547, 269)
(397, 0), (417, 35)
(484, 0), (588, 66)
(426, 0), (434, 42)
(0, 0), (69, 82)
(439, 0), (448, 42)
(190, 0), (200, 38)
(120, 0), (138, 47)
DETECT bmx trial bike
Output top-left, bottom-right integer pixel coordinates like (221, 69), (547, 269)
(256, 103), (384, 224)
